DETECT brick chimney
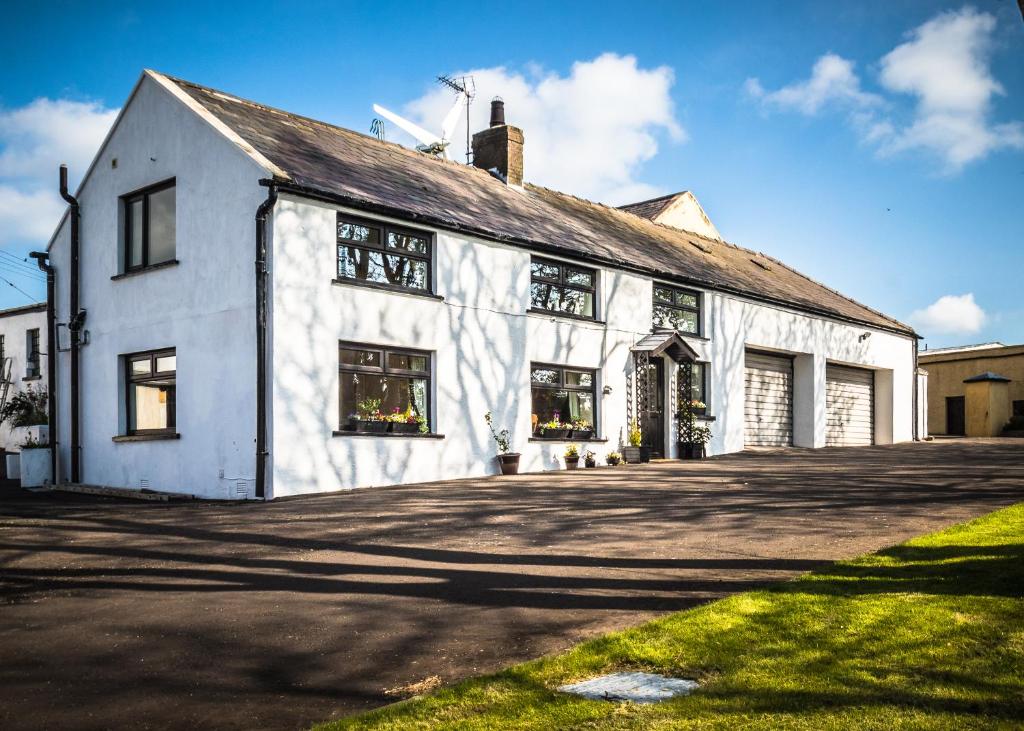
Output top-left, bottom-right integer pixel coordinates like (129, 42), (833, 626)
(472, 98), (524, 187)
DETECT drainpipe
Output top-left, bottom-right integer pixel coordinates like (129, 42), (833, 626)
(912, 336), (920, 441)
(29, 251), (58, 483)
(254, 180), (278, 500)
(59, 165), (84, 483)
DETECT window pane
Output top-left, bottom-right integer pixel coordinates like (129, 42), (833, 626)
(653, 286), (673, 303)
(383, 254), (427, 290)
(530, 260), (560, 280)
(387, 231), (428, 254)
(530, 281), (555, 310)
(338, 221), (380, 245)
(565, 370), (593, 387)
(339, 372), (426, 423)
(691, 363), (705, 403)
(675, 291), (698, 308)
(147, 186), (176, 265)
(338, 246), (385, 283)
(653, 304), (698, 334)
(131, 357), (151, 375)
(530, 388), (594, 427)
(531, 368), (559, 384)
(129, 198), (144, 268)
(155, 354), (176, 373)
(565, 268), (593, 287)
(387, 353), (428, 372)
(131, 380), (174, 431)
(339, 347), (380, 368)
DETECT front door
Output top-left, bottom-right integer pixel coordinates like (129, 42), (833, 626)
(946, 396), (965, 436)
(641, 358), (665, 458)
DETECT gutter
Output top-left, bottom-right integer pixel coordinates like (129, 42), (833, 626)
(59, 165), (85, 483)
(29, 251), (58, 482)
(269, 180), (919, 341)
(254, 181), (278, 499)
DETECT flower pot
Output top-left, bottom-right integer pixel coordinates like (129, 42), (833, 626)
(497, 453), (520, 475)
(541, 428), (571, 440)
(570, 429), (593, 441)
(639, 446), (652, 463)
(622, 446), (642, 464)
(584, 459), (596, 468)
(389, 422), (420, 434)
(355, 419), (388, 433)
(19, 447), (51, 487)
(679, 443), (706, 460)
(565, 456), (580, 470)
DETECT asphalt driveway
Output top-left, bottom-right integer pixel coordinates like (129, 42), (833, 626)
(2, 439), (1022, 730)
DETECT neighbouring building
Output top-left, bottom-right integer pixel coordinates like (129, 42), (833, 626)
(919, 342), (1024, 436)
(42, 70), (922, 499)
(0, 303), (48, 456)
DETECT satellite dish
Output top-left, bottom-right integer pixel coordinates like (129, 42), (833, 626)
(372, 75), (473, 160)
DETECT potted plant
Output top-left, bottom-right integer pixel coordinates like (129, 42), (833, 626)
(351, 399), (388, 432)
(0, 387), (48, 481)
(584, 450), (597, 468)
(539, 412), (571, 440)
(679, 418), (712, 460)
(564, 443), (580, 470)
(606, 451), (622, 466)
(623, 421), (644, 464)
(569, 419), (594, 441)
(485, 412), (520, 475)
(690, 399), (707, 416)
(387, 406), (424, 434)
(19, 434), (51, 487)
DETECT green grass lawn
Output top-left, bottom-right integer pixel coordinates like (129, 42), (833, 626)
(319, 504), (1024, 730)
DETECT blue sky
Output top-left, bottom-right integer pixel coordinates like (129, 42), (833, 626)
(1, 0), (1021, 348)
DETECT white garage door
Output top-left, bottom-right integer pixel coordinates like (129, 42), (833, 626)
(826, 364), (874, 446)
(744, 351), (793, 447)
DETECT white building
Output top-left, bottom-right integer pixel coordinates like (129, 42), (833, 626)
(43, 70), (921, 499)
(0, 303), (48, 455)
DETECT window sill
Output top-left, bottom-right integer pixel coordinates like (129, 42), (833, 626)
(21, 375), (42, 382)
(529, 437), (608, 443)
(332, 430), (445, 439)
(526, 308), (604, 324)
(331, 278), (444, 301)
(113, 432), (181, 443)
(111, 259), (180, 280)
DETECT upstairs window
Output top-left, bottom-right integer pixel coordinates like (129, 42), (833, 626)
(123, 180), (176, 271)
(653, 284), (701, 335)
(125, 348), (176, 434)
(25, 329), (40, 378)
(529, 257), (596, 319)
(336, 215), (432, 294)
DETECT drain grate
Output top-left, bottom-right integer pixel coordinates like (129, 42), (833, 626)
(558, 672), (698, 704)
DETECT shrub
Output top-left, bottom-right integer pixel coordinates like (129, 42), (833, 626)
(0, 386), (47, 428)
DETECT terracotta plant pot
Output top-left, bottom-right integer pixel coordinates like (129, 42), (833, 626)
(565, 457), (580, 470)
(497, 453), (520, 475)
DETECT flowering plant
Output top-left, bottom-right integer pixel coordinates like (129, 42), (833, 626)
(627, 421), (643, 447)
(606, 451), (622, 465)
(484, 412), (513, 454)
(690, 400), (706, 410)
(356, 399), (386, 421)
(564, 443), (580, 459)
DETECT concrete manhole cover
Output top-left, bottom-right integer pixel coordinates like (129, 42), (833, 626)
(558, 671), (698, 704)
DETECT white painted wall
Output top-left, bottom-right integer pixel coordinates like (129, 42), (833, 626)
(269, 195), (917, 497)
(0, 305), (47, 453)
(47, 75), (267, 497)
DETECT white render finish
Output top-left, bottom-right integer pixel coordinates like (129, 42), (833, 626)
(0, 305), (47, 452)
(44, 71), (919, 499)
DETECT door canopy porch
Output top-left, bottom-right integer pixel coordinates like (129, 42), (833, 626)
(628, 329), (701, 452)
(630, 329), (699, 364)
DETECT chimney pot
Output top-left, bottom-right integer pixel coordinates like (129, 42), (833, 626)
(488, 97), (505, 128)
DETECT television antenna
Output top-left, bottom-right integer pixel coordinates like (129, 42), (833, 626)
(371, 74), (476, 161)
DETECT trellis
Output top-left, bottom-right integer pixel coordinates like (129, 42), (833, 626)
(627, 331), (699, 455)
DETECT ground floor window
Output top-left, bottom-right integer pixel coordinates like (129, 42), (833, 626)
(690, 362), (707, 407)
(125, 348), (176, 434)
(530, 363), (596, 436)
(339, 342), (430, 432)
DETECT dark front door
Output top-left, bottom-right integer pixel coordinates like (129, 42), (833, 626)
(946, 396), (965, 436)
(641, 358), (665, 458)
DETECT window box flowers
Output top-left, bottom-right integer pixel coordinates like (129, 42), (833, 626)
(386, 407), (426, 434)
(569, 419), (594, 440)
(690, 399), (707, 416)
(537, 416), (571, 440)
(350, 399), (389, 433)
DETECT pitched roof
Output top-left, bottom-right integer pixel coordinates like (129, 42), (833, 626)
(161, 72), (915, 336)
(617, 192), (683, 221)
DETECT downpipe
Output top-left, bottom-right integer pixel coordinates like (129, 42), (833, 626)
(255, 180), (278, 500)
(29, 251), (58, 483)
(59, 165), (84, 482)
(912, 336), (920, 442)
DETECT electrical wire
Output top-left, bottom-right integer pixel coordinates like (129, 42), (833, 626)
(0, 274), (41, 303)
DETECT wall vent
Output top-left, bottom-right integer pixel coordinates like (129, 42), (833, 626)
(234, 480), (251, 500)
(139, 478), (150, 491)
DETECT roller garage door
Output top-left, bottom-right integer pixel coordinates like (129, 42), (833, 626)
(744, 351), (793, 446)
(825, 364), (874, 446)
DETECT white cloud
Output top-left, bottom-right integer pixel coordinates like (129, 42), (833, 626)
(0, 97), (118, 246)
(910, 293), (987, 335)
(876, 7), (1024, 171)
(746, 7), (1023, 172)
(392, 53), (684, 204)
(745, 53), (881, 115)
